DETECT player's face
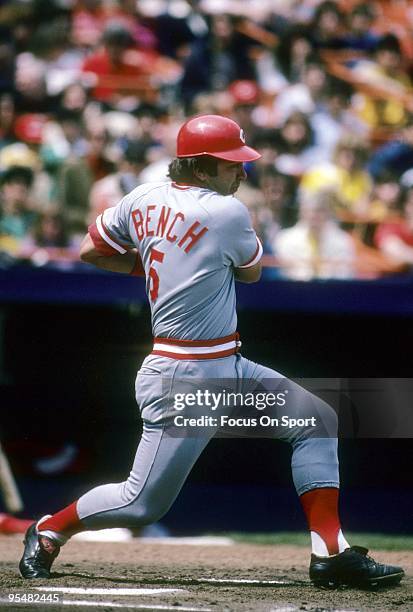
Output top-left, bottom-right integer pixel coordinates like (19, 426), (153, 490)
(205, 160), (247, 196)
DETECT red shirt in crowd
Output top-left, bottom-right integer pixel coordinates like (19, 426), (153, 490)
(82, 48), (156, 102)
(375, 220), (413, 249)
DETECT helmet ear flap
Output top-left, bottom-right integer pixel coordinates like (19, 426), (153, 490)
(177, 115), (261, 162)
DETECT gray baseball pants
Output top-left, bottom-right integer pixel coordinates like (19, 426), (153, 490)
(76, 353), (339, 529)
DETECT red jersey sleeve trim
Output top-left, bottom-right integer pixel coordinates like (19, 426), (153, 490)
(96, 214), (128, 254)
(238, 236), (263, 269)
(88, 222), (120, 256)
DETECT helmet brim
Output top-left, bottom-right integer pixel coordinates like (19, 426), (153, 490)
(178, 145), (261, 162)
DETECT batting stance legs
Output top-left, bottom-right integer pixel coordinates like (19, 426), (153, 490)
(19, 353), (349, 572)
(62, 355), (340, 540)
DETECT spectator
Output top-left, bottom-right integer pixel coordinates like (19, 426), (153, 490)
(81, 23), (153, 106)
(30, 20), (83, 98)
(138, 120), (180, 183)
(276, 111), (315, 176)
(367, 124), (413, 180)
(247, 129), (283, 181)
(59, 83), (89, 115)
(38, 85), (90, 171)
(180, 13), (257, 111)
(309, 78), (366, 163)
(260, 167), (297, 229)
(17, 210), (82, 265)
(58, 119), (115, 234)
(71, 0), (108, 50)
(80, 120), (115, 181)
(274, 190), (355, 280)
(0, 142), (39, 175)
(309, 1), (345, 49)
(367, 170), (403, 223)
(108, 0), (158, 51)
(338, 4), (380, 52)
(14, 19), (82, 112)
(151, 0), (206, 59)
(375, 187), (413, 269)
(14, 50), (48, 113)
(352, 34), (413, 130)
(351, 170), (404, 249)
(248, 167), (296, 252)
(0, 165), (36, 255)
(0, 122), (53, 215)
(133, 103), (164, 148)
(42, 109), (88, 166)
(88, 140), (148, 221)
(229, 80), (261, 143)
(276, 26), (314, 84)
(274, 60), (327, 126)
(26, 212), (70, 249)
(301, 135), (372, 217)
(367, 0), (413, 60)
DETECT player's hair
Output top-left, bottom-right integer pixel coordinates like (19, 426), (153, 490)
(168, 156), (218, 182)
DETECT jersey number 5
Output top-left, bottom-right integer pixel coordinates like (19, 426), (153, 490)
(149, 248), (165, 302)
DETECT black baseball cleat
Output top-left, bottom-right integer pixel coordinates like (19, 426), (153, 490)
(19, 522), (60, 579)
(310, 546), (405, 588)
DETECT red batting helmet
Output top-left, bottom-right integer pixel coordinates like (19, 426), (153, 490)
(176, 115), (261, 162)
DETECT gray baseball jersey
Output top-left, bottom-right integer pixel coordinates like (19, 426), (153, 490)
(94, 181), (262, 339)
(72, 179), (339, 538)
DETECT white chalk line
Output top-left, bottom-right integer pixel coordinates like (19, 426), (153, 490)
(268, 608), (360, 612)
(33, 587), (212, 611)
(61, 601), (212, 611)
(36, 587), (184, 596)
(0, 598), (210, 611)
(55, 573), (299, 587)
(35, 579), (296, 594)
(198, 578), (295, 585)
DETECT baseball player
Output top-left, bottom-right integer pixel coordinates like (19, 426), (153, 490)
(20, 115), (404, 588)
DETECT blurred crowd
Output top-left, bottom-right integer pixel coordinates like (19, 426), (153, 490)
(2, 0), (413, 279)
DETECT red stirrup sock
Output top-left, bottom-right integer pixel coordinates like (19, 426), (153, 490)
(300, 487), (349, 556)
(37, 501), (84, 545)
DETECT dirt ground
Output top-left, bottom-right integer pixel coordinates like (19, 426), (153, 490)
(0, 535), (412, 611)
